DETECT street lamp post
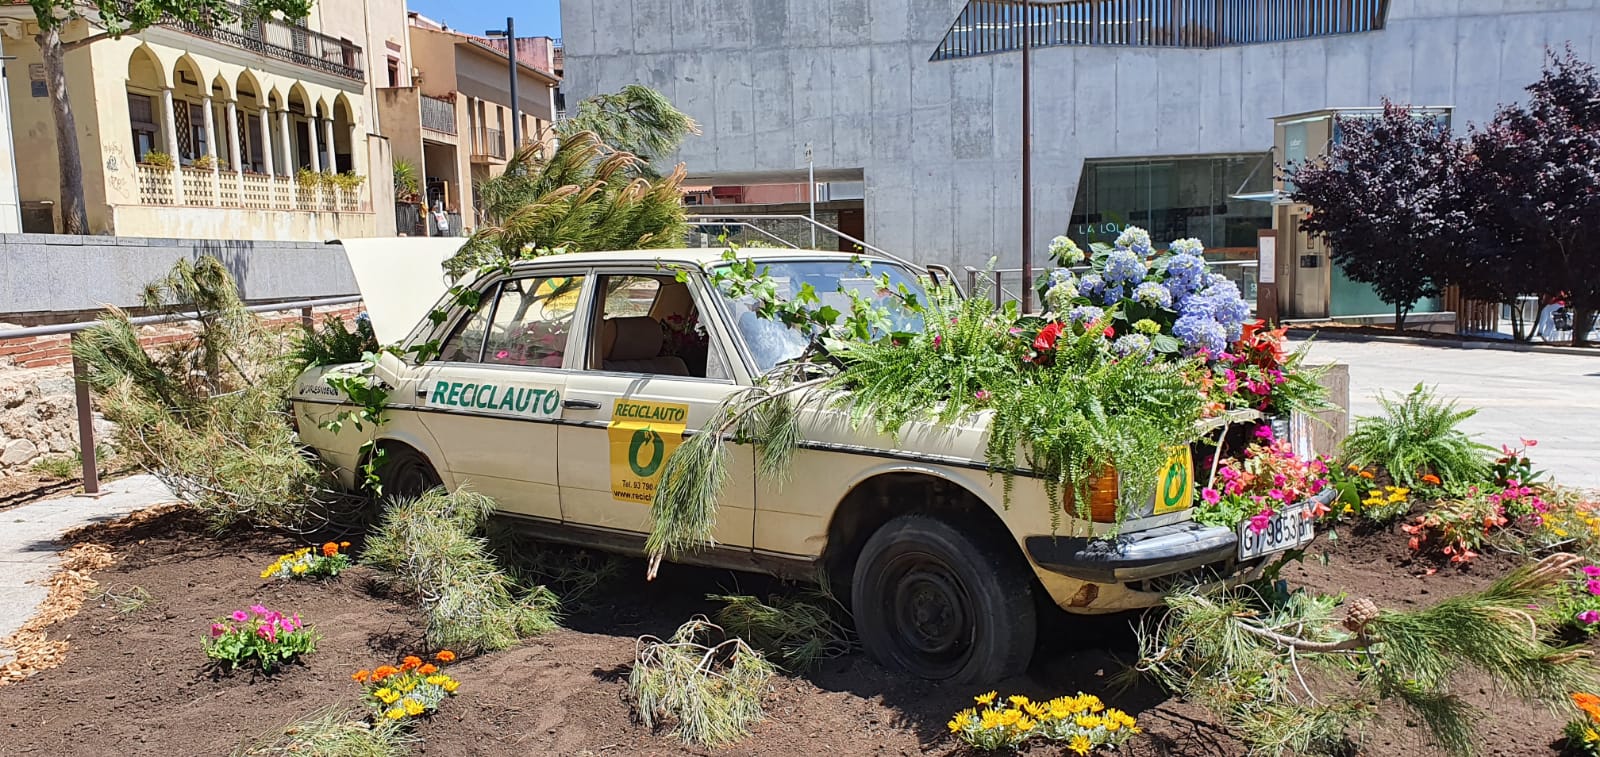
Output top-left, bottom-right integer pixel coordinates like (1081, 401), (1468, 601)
(806, 142), (816, 248)
(488, 19), (521, 152)
(1020, 1), (1034, 313)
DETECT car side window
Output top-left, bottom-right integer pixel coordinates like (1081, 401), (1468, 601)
(590, 274), (730, 380)
(437, 275), (586, 367)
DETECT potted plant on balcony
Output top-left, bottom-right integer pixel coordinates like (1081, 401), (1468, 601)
(141, 151), (174, 170)
(295, 168), (321, 189)
(191, 154), (216, 171)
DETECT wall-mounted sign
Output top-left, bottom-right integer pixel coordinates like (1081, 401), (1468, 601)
(30, 81), (45, 98)
(1258, 236), (1276, 284)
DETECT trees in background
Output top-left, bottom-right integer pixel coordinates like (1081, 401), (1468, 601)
(1463, 49), (1600, 345)
(26, 0), (313, 234)
(1284, 48), (1600, 343)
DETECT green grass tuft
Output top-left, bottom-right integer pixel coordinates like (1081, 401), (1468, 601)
(629, 617), (775, 748)
(231, 705), (415, 757)
(711, 583), (855, 672)
(364, 487), (559, 653)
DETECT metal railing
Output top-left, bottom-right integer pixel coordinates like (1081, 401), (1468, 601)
(0, 295), (361, 495)
(965, 260), (1260, 313)
(932, 0), (1390, 59)
(163, 1), (365, 80)
(421, 95), (457, 134)
(473, 127), (506, 159)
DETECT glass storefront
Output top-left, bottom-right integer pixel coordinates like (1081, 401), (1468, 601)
(1065, 154), (1274, 254)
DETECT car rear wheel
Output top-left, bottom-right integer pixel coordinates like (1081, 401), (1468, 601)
(373, 445), (441, 504)
(851, 514), (1037, 683)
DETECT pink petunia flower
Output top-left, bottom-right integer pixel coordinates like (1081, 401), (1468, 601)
(1247, 509), (1275, 534)
(1254, 425), (1275, 442)
(1583, 565), (1600, 578)
(250, 604), (269, 617)
(1581, 610), (1600, 624)
(232, 610), (249, 622)
(932, 335), (943, 348)
(1586, 579), (1600, 597)
(210, 623), (226, 638)
(1202, 488), (1221, 505)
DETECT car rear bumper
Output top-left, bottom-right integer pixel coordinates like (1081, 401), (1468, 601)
(1024, 489), (1334, 584)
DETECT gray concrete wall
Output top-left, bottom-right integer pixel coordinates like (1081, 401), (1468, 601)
(563, 0), (1600, 272)
(0, 234), (357, 316)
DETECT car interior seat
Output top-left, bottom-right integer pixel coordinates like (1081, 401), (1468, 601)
(600, 316), (690, 376)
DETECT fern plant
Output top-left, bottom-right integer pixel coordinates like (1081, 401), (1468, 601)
(1340, 383), (1492, 487)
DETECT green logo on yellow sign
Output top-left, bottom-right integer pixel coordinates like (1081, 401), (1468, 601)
(628, 428), (665, 477)
(1152, 447), (1195, 515)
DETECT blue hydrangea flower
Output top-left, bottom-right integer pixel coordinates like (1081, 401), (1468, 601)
(1112, 334), (1152, 357)
(1173, 313), (1227, 354)
(1103, 248), (1147, 286)
(1048, 236), (1086, 265)
(1099, 284), (1126, 306)
(1163, 252), (1208, 302)
(1114, 227), (1153, 257)
(1133, 281), (1173, 309)
(1077, 273), (1105, 300)
(1048, 267), (1076, 287)
(1068, 305), (1105, 325)
(1168, 238), (1205, 257)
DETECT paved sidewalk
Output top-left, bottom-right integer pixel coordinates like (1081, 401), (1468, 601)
(0, 475), (174, 639)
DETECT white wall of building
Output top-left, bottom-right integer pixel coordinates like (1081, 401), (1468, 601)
(562, 0), (1600, 272)
(0, 36), (21, 234)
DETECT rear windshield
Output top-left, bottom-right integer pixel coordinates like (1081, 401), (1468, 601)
(713, 259), (928, 373)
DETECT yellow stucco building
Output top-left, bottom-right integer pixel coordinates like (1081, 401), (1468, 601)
(0, 2), (411, 240)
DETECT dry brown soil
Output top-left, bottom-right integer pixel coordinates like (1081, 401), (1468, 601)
(0, 508), (1579, 756)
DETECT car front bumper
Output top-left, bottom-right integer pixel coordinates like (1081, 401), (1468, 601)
(1024, 489), (1336, 584)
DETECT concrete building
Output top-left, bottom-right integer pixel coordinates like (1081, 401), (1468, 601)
(562, 0), (1600, 316)
(0, 2), (412, 240)
(379, 13), (560, 236)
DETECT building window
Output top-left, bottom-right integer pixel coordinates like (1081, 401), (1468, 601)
(930, 0), (1393, 60)
(128, 92), (160, 162)
(1067, 154), (1273, 255)
(387, 57), (400, 87)
(188, 103), (209, 161)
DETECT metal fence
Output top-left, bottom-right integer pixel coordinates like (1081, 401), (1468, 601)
(164, 1), (365, 80)
(0, 296), (362, 494)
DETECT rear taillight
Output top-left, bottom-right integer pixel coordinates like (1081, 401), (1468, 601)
(1087, 470), (1120, 523)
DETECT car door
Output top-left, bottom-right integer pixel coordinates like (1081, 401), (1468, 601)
(555, 269), (756, 550)
(410, 270), (589, 521)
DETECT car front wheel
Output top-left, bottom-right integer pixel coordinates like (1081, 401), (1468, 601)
(851, 514), (1037, 683)
(373, 444), (441, 504)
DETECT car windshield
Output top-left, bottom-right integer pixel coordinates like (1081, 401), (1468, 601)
(713, 259), (928, 373)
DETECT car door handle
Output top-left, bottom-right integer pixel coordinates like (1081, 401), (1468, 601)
(562, 399), (601, 410)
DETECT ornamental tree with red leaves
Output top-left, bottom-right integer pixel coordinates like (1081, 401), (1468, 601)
(1462, 48), (1600, 345)
(1284, 100), (1470, 332)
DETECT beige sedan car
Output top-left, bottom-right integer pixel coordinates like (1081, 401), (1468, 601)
(293, 248), (1321, 683)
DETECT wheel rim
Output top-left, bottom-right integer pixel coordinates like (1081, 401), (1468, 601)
(878, 551), (974, 679)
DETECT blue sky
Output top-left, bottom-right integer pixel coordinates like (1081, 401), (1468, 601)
(404, 0), (562, 38)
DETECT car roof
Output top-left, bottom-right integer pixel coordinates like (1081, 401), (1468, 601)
(504, 247), (901, 271)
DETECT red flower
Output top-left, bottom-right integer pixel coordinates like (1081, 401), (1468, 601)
(1032, 322), (1064, 352)
(1103, 325), (1115, 338)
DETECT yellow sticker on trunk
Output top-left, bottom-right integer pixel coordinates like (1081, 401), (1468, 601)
(608, 399), (689, 504)
(1152, 447), (1195, 515)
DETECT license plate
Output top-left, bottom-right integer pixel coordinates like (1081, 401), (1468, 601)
(1237, 501), (1316, 560)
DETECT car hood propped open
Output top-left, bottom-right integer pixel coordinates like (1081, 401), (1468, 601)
(335, 237), (469, 344)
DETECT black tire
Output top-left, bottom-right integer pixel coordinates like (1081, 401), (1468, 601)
(851, 514), (1037, 683)
(373, 444), (441, 503)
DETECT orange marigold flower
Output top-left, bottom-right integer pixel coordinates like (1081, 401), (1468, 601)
(322, 542), (339, 557)
(1358, 470), (1375, 479)
(401, 655), (423, 671)
(353, 670), (370, 682)
(372, 665), (399, 681)
(418, 663), (438, 675)
(1422, 474), (1442, 485)
(339, 541), (351, 548)
(1575, 693), (1600, 722)
(434, 650), (456, 663)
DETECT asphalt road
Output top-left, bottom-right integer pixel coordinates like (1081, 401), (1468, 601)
(1299, 339), (1600, 490)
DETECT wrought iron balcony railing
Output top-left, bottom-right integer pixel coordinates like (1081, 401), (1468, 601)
(163, 1), (365, 81)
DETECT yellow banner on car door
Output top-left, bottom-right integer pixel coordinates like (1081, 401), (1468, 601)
(608, 399), (690, 504)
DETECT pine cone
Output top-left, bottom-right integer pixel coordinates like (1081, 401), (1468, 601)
(1343, 597), (1381, 633)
